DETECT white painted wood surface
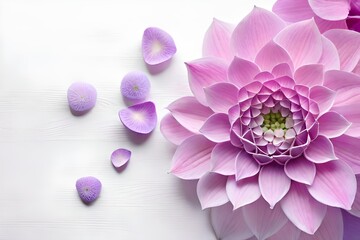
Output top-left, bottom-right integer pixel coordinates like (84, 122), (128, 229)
(0, 0), (275, 239)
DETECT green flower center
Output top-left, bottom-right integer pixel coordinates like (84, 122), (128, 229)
(261, 112), (287, 132)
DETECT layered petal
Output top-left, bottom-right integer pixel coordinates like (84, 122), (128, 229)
(308, 0), (350, 21)
(318, 112), (351, 138)
(231, 7), (285, 61)
(235, 151), (260, 181)
(307, 160), (356, 210)
(318, 36), (340, 71)
(331, 135), (360, 174)
(203, 19), (235, 62)
(342, 210), (360, 240)
(304, 135), (337, 163)
(349, 175), (360, 217)
(170, 135), (216, 179)
(259, 164), (291, 208)
(272, 0), (314, 22)
(267, 222), (301, 240)
(211, 142), (239, 176)
(204, 82), (239, 113)
(226, 176), (261, 210)
(160, 114), (194, 145)
(200, 113), (231, 142)
(281, 182), (327, 234)
(210, 203), (253, 240)
(309, 86), (336, 116)
(285, 156), (316, 185)
(228, 57), (260, 87)
(314, 17), (347, 33)
(197, 173), (228, 209)
(294, 64), (323, 87)
(186, 58), (228, 106)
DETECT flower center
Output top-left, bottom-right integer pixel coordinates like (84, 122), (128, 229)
(261, 111), (286, 132)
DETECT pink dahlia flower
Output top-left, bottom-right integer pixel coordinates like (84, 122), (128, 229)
(273, 0), (360, 33)
(161, 7), (360, 240)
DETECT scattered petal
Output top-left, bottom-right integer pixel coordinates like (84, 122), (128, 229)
(76, 176), (102, 204)
(111, 148), (131, 169)
(120, 71), (150, 100)
(67, 82), (97, 115)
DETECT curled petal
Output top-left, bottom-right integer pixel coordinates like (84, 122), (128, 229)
(231, 7), (285, 61)
(228, 57), (260, 87)
(304, 135), (337, 163)
(142, 27), (176, 65)
(318, 112), (351, 138)
(160, 114), (194, 145)
(294, 64), (324, 87)
(307, 160), (357, 210)
(259, 164), (291, 208)
(118, 101), (157, 134)
(167, 96), (213, 132)
(210, 203), (253, 240)
(308, 0), (350, 21)
(211, 142), (239, 176)
(281, 182), (327, 234)
(226, 176), (261, 210)
(170, 135), (216, 179)
(204, 82), (239, 113)
(235, 151), (260, 181)
(197, 173), (228, 209)
(285, 156), (316, 185)
(272, 0), (314, 22)
(309, 86), (336, 116)
(111, 148), (131, 169)
(203, 18), (235, 62)
(186, 58), (228, 106)
(242, 197), (288, 240)
(274, 19), (322, 69)
(331, 135), (360, 174)
(200, 113), (231, 143)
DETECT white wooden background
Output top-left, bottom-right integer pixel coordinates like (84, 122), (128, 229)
(0, 0), (275, 239)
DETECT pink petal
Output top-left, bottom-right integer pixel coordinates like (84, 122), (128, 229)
(231, 7), (285, 61)
(118, 101), (157, 134)
(226, 176), (261, 210)
(197, 173), (229, 209)
(318, 36), (340, 71)
(281, 182), (327, 234)
(309, 86), (336, 115)
(170, 135), (216, 179)
(324, 29), (360, 72)
(160, 114), (194, 145)
(167, 96), (213, 133)
(272, 0), (315, 22)
(318, 111), (351, 138)
(111, 148), (131, 169)
(235, 151), (260, 181)
(200, 113), (231, 143)
(271, 63), (294, 78)
(307, 160), (357, 210)
(349, 175), (360, 217)
(331, 135), (360, 174)
(142, 27), (176, 65)
(274, 19), (322, 69)
(267, 222), (301, 240)
(210, 203), (254, 240)
(308, 0), (350, 21)
(204, 82), (239, 113)
(186, 57), (228, 106)
(255, 41), (294, 72)
(304, 135), (337, 163)
(228, 57), (260, 87)
(314, 16), (347, 33)
(294, 64), (324, 87)
(259, 164), (291, 208)
(211, 142), (239, 176)
(203, 18), (235, 62)
(299, 208), (343, 240)
(242, 197), (288, 240)
(285, 156), (316, 185)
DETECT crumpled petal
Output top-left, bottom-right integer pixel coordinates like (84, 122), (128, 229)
(304, 135), (337, 163)
(203, 18), (235, 62)
(281, 182), (327, 234)
(285, 156), (316, 185)
(186, 58), (228, 106)
(142, 27), (176, 65)
(204, 82), (239, 113)
(274, 19), (322, 69)
(118, 101), (157, 134)
(197, 173), (229, 209)
(200, 113), (231, 143)
(242, 197), (288, 240)
(235, 151), (260, 181)
(272, 0), (314, 22)
(331, 135), (360, 174)
(307, 160), (357, 210)
(226, 176), (261, 210)
(318, 111), (351, 138)
(231, 7), (285, 61)
(309, 86), (336, 116)
(211, 142), (239, 176)
(259, 164), (291, 208)
(167, 96), (213, 132)
(210, 203), (254, 240)
(228, 57), (260, 87)
(308, 0), (350, 21)
(160, 114), (194, 145)
(111, 148), (131, 169)
(170, 135), (216, 179)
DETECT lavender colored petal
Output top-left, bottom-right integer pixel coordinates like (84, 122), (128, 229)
(76, 176), (102, 204)
(111, 148), (131, 169)
(67, 82), (97, 115)
(118, 101), (157, 134)
(120, 71), (150, 100)
(343, 210), (360, 240)
(142, 27), (176, 65)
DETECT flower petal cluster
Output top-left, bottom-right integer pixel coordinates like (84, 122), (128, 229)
(161, 7), (360, 239)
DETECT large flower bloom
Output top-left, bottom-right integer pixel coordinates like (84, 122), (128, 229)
(273, 0), (360, 33)
(160, 7), (360, 240)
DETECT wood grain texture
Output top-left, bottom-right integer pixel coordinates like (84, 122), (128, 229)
(0, 0), (275, 239)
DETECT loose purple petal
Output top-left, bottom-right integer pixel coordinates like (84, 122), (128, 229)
(120, 71), (150, 100)
(111, 148), (131, 169)
(75, 176), (102, 204)
(67, 82), (97, 115)
(118, 101), (157, 134)
(142, 27), (177, 65)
